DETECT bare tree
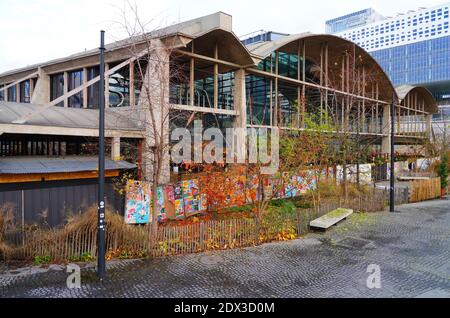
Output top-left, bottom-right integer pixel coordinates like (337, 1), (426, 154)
(312, 45), (390, 199)
(111, 2), (186, 236)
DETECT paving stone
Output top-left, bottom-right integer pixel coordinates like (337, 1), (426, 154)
(1, 199), (449, 298)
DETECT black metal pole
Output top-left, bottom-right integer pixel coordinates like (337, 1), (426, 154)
(97, 30), (106, 279)
(390, 93), (396, 212)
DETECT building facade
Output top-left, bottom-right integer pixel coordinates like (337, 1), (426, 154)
(325, 8), (385, 34)
(327, 2), (450, 130)
(0, 12), (438, 225)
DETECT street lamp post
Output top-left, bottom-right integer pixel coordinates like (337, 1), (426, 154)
(97, 30), (106, 279)
(390, 93), (396, 212)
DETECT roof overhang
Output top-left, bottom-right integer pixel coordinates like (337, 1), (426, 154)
(0, 156), (136, 175)
(0, 102), (145, 138)
(396, 85), (439, 114)
(0, 12), (237, 80)
(246, 33), (398, 102)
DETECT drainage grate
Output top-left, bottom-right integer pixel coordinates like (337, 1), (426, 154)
(336, 236), (374, 249)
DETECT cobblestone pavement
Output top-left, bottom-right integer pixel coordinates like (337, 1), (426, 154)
(1, 199), (449, 298)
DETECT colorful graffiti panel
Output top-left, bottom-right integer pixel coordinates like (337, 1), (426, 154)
(182, 179), (202, 216)
(124, 180), (151, 224)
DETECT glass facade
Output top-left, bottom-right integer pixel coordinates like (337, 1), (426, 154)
(68, 69), (83, 108)
(0, 85), (4, 101)
(109, 62), (130, 107)
(371, 36), (450, 86)
(87, 66), (100, 108)
(326, 8), (385, 34)
(278, 52), (299, 79)
(245, 53), (315, 127)
(334, 6), (450, 52)
(7, 85), (16, 102)
(19, 80), (31, 103)
(134, 59), (148, 105)
(194, 71), (214, 108)
(330, 4), (450, 122)
(50, 73), (64, 106)
(246, 75), (272, 126)
(241, 31), (289, 46)
(217, 72), (235, 110)
(278, 80), (298, 127)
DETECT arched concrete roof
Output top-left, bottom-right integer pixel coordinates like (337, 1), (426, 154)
(396, 85), (439, 114)
(246, 33), (398, 102)
(189, 29), (255, 67)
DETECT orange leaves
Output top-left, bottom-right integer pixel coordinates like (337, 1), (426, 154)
(196, 164), (249, 211)
(106, 248), (147, 260)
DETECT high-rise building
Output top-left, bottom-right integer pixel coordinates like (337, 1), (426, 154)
(327, 3), (450, 128)
(325, 8), (385, 34)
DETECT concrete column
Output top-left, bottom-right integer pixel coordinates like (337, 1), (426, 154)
(31, 67), (50, 104)
(105, 63), (110, 108)
(232, 68), (247, 161)
(214, 43), (219, 109)
(381, 103), (391, 154)
(63, 71), (69, 107)
(129, 61), (135, 107)
(111, 137), (121, 161)
(16, 83), (20, 102)
(425, 114), (432, 139)
(138, 40), (170, 184)
(83, 67), (88, 108)
(29, 78), (34, 101)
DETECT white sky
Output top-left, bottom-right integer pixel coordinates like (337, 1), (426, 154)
(0, 0), (444, 73)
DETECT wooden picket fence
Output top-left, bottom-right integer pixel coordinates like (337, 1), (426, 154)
(409, 177), (441, 203)
(2, 192), (390, 262)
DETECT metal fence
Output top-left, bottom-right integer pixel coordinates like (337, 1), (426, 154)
(0, 179), (123, 228)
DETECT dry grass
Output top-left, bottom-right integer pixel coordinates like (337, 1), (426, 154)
(0, 203), (17, 260)
(1, 206), (149, 262)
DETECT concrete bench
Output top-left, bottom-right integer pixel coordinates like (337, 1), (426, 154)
(310, 208), (353, 230)
(397, 176), (430, 181)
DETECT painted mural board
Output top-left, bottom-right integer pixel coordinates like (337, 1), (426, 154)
(124, 180), (151, 224)
(182, 179), (202, 216)
(156, 186), (167, 222)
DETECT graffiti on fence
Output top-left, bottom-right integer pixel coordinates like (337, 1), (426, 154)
(125, 179), (207, 224)
(156, 186), (166, 222)
(125, 170), (321, 223)
(337, 164), (372, 184)
(282, 171), (317, 198)
(124, 180), (151, 224)
(182, 179), (203, 216)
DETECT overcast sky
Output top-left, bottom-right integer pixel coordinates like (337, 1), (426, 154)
(0, 0), (443, 73)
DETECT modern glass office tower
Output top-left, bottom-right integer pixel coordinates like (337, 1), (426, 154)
(326, 3), (450, 125)
(325, 8), (385, 34)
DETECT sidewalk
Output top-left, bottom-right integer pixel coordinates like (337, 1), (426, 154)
(1, 199), (449, 298)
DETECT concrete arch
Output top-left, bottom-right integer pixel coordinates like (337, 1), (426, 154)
(246, 33), (398, 102)
(396, 85), (438, 114)
(190, 29), (255, 67)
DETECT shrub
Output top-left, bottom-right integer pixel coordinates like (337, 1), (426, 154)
(0, 203), (17, 260)
(437, 153), (449, 190)
(0, 203), (16, 239)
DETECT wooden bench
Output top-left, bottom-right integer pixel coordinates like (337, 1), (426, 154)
(310, 208), (353, 231)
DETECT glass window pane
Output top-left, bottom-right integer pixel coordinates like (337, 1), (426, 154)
(87, 66), (100, 108)
(50, 73), (64, 107)
(109, 62), (130, 107)
(68, 69), (83, 108)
